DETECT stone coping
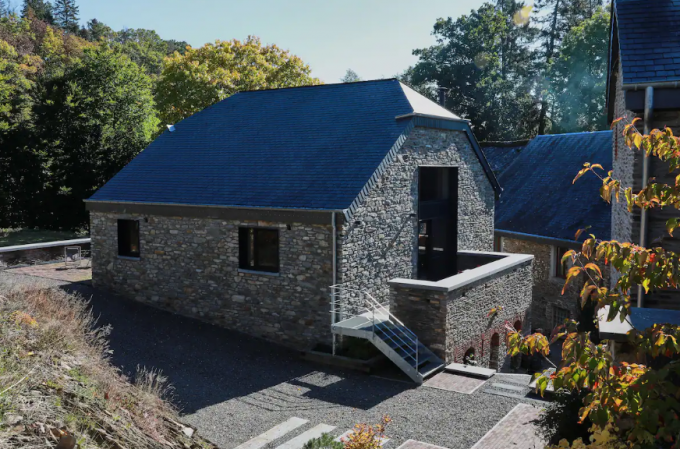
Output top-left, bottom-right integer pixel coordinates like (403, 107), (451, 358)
(388, 250), (533, 292)
(0, 238), (91, 254)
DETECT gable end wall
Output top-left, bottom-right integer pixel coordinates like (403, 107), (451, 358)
(337, 126), (495, 310)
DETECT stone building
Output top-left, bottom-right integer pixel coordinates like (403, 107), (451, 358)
(87, 80), (534, 382)
(484, 132), (613, 332)
(607, 0), (680, 310)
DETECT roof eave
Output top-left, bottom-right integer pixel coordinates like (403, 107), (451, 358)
(395, 112), (468, 122)
(84, 199), (347, 214)
(621, 80), (680, 90)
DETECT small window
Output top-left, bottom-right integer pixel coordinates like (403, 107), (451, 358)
(553, 306), (570, 328)
(554, 246), (570, 278)
(239, 228), (280, 273)
(493, 235), (502, 252)
(118, 219), (140, 258)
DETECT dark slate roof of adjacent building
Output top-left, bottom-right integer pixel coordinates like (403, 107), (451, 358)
(615, 0), (680, 84)
(89, 79), (497, 212)
(481, 142), (528, 177)
(495, 131), (613, 242)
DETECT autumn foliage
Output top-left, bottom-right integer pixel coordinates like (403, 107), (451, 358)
(507, 119), (680, 448)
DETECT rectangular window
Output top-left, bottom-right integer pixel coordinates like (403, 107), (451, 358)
(118, 219), (140, 258)
(239, 228), (280, 273)
(554, 246), (569, 278)
(553, 306), (570, 328)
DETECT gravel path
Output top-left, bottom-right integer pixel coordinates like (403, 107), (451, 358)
(0, 273), (546, 449)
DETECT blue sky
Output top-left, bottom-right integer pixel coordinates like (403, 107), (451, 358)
(73, 0), (487, 82)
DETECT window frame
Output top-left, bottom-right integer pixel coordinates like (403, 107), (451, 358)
(117, 219), (141, 258)
(238, 227), (280, 273)
(553, 306), (570, 328)
(553, 246), (570, 278)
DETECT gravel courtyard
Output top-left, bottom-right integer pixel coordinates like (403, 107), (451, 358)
(0, 271), (546, 449)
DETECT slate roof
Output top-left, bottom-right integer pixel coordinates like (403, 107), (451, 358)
(615, 0), (680, 84)
(89, 79), (494, 212)
(495, 131), (613, 241)
(481, 142), (528, 177)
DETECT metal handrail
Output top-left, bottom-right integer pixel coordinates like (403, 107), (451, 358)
(330, 284), (419, 368)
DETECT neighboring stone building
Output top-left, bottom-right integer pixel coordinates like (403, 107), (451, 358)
(88, 78), (535, 373)
(484, 132), (612, 332)
(607, 0), (680, 309)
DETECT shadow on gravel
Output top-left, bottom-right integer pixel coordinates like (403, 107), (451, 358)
(60, 283), (410, 414)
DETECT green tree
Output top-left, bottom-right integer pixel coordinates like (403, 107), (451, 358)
(81, 18), (114, 42)
(508, 121), (680, 447)
(0, 0), (11, 17)
(21, 0), (53, 24)
(115, 28), (170, 75)
(533, 0), (604, 133)
(548, 7), (609, 133)
(52, 0), (78, 33)
(34, 45), (159, 229)
(341, 68), (361, 83)
(410, 1), (539, 141)
(155, 35), (321, 125)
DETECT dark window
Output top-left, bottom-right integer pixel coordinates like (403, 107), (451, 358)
(239, 228), (279, 273)
(118, 219), (140, 257)
(553, 306), (570, 328)
(554, 246), (570, 278)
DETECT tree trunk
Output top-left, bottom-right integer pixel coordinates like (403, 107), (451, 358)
(538, 0), (561, 135)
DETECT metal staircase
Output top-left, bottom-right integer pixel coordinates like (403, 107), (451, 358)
(330, 285), (445, 384)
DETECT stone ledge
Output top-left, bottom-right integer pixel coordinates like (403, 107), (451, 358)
(388, 250), (533, 293)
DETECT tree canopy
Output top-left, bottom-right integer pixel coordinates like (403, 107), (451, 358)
(0, 8), (321, 231)
(408, 0), (609, 140)
(155, 36), (321, 125)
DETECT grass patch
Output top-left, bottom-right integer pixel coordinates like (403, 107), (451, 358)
(0, 277), (215, 448)
(0, 228), (87, 247)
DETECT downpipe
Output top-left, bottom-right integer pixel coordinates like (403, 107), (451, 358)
(331, 212), (338, 355)
(637, 86), (653, 308)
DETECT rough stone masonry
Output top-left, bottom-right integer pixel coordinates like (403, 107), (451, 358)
(90, 127), (498, 350)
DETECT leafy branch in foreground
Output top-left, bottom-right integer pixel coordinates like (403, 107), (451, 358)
(506, 119), (680, 448)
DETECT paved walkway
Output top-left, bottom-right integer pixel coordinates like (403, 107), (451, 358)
(470, 403), (546, 449)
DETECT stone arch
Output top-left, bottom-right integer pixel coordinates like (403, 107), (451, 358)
(489, 333), (501, 370)
(463, 347), (476, 365)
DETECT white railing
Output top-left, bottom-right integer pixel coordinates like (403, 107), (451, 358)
(330, 284), (419, 368)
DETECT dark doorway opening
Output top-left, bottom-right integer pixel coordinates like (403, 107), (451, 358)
(417, 166), (459, 281)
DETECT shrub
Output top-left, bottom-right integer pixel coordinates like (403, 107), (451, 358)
(537, 390), (592, 445)
(303, 433), (344, 449)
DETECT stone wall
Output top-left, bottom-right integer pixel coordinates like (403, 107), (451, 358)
(389, 253), (533, 369)
(338, 127), (495, 308)
(501, 238), (579, 331)
(90, 212), (333, 348)
(611, 60), (680, 308)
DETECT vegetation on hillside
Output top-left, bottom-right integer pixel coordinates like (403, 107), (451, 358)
(0, 1), (320, 233)
(0, 278), (215, 448)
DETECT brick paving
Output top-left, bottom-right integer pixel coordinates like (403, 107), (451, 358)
(423, 372), (487, 394)
(4, 261), (92, 283)
(469, 403), (546, 449)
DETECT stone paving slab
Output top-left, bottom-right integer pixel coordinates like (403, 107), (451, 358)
(469, 403), (546, 449)
(396, 440), (450, 449)
(4, 261), (91, 283)
(423, 372), (487, 394)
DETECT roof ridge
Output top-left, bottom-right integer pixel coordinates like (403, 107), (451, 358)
(535, 130), (613, 138)
(236, 78), (399, 94)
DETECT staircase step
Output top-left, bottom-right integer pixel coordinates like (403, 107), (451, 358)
(418, 361), (445, 378)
